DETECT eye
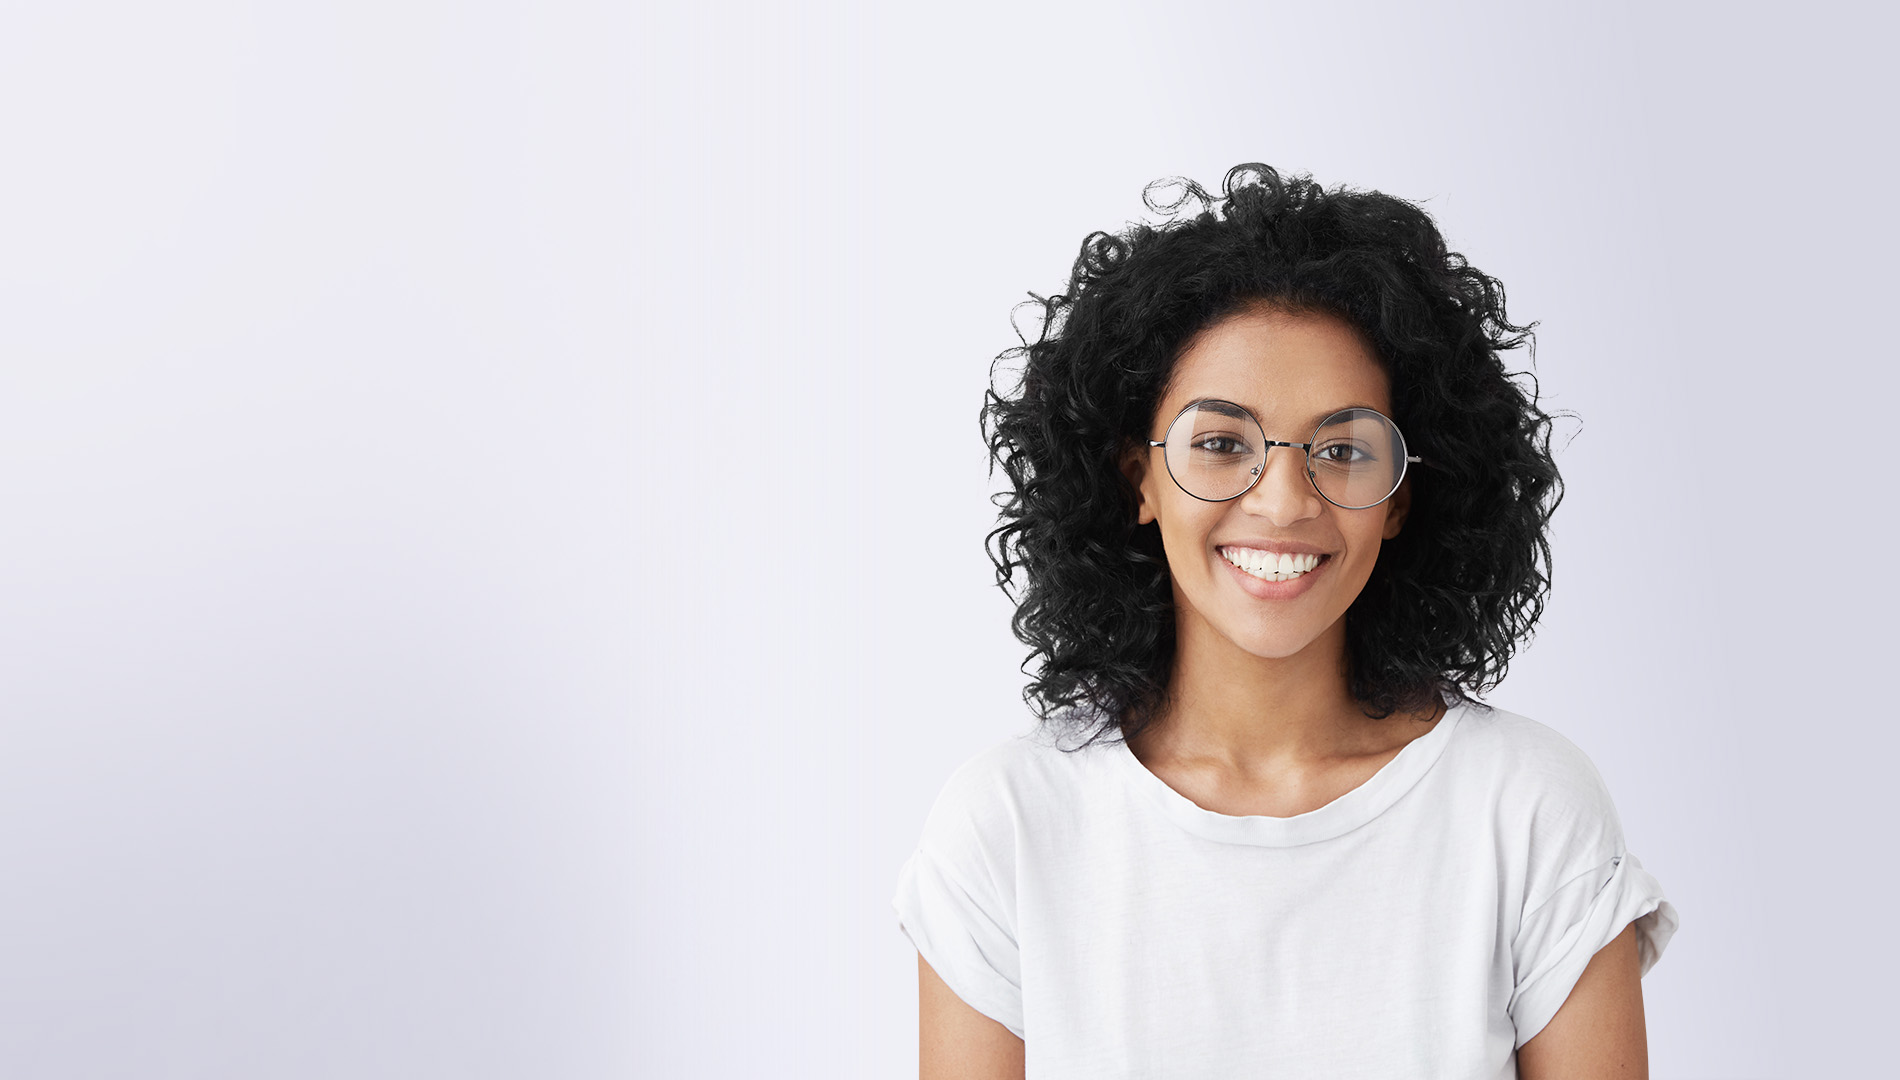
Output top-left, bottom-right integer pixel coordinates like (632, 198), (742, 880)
(1190, 434), (1252, 456)
(1313, 441), (1374, 466)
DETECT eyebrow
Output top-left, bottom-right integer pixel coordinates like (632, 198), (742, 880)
(1179, 397), (1385, 426)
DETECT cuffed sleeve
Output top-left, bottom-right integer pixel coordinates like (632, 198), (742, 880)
(893, 845), (1024, 1038)
(892, 745), (1027, 1039)
(1508, 851), (1679, 1047)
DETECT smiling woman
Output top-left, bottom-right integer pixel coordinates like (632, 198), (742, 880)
(891, 165), (1678, 1079)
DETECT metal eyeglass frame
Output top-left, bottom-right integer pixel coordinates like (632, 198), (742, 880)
(1146, 399), (1425, 510)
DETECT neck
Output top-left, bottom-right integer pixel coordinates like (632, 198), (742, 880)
(1144, 605), (1381, 768)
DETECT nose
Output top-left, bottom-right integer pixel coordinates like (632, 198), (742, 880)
(1237, 444), (1323, 526)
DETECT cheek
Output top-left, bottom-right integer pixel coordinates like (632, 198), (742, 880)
(1344, 518), (1394, 571)
(1156, 502), (1225, 573)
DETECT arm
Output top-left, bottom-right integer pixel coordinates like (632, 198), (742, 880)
(1516, 921), (1648, 1080)
(919, 953), (1024, 1080)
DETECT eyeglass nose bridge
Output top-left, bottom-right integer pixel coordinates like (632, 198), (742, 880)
(1240, 438), (1316, 492)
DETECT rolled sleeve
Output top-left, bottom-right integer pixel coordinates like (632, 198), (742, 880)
(893, 845), (1024, 1038)
(1508, 850), (1679, 1047)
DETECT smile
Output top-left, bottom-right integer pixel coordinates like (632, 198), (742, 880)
(1218, 546), (1328, 583)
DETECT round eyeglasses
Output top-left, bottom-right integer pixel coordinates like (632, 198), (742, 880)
(1146, 400), (1423, 509)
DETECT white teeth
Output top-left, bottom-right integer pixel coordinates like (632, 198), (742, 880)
(1219, 547), (1323, 582)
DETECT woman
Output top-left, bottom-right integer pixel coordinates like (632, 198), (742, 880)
(892, 164), (1677, 1079)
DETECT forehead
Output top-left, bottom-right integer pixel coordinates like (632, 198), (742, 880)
(1157, 308), (1391, 429)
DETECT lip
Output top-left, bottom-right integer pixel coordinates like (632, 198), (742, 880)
(1216, 546), (1333, 600)
(1216, 541), (1332, 557)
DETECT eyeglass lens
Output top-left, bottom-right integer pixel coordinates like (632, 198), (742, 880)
(1161, 403), (1408, 509)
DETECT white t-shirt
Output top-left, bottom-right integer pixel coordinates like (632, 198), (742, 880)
(892, 701), (1677, 1079)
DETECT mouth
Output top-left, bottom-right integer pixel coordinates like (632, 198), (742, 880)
(1217, 545), (1331, 583)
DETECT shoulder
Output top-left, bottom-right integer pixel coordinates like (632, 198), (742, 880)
(1448, 703), (1616, 808)
(1446, 702), (1629, 872)
(905, 724), (1105, 921)
(915, 721), (1112, 857)
(925, 724), (1101, 829)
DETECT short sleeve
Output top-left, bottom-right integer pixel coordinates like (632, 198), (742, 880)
(891, 754), (1025, 1038)
(1504, 731), (1680, 1047)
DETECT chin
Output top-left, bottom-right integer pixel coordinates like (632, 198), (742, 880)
(1229, 630), (1327, 661)
(1207, 610), (1331, 659)
(1175, 581), (1344, 660)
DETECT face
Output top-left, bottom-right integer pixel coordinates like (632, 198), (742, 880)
(1120, 306), (1410, 665)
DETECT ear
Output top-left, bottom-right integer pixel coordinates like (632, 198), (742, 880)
(1381, 477), (1411, 540)
(1120, 442), (1159, 526)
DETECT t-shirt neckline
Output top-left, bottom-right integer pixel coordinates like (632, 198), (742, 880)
(1110, 701), (1467, 847)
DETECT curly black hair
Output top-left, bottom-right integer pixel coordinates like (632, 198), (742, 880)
(981, 163), (1563, 748)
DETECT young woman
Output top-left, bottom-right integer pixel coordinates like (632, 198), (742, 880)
(892, 164), (1677, 1079)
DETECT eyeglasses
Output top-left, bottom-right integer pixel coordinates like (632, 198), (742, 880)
(1146, 399), (1422, 509)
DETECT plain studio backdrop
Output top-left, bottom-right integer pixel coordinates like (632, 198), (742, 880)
(0, 1), (1892, 1077)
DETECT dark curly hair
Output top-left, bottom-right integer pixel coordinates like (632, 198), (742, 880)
(981, 163), (1563, 748)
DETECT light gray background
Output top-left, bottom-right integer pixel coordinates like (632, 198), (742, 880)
(1, 1), (1891, 1077)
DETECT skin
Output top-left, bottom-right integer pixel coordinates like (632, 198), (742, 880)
(919, 955), (1023, 1080)
(918, 304), (1647, 1078)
